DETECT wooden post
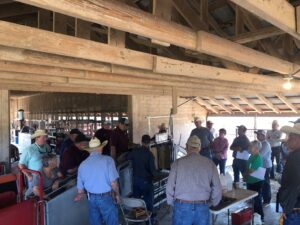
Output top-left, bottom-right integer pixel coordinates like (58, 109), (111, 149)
(0, 90), (10, 172)
(171, 87), (178, 115)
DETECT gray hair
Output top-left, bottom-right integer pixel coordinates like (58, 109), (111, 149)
(42, 154), (56, 167)
(250, 140), (262, 150)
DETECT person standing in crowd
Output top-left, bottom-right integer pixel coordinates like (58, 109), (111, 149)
(166, 135), (222, 225)
(230, 125), (250, 183)
(255, 130), (272, 206)
(95, 121), (112, 156)
(245, 140), (265, 223)
(18, 130), (51, 196)
(32, 154), (62, 197)
(75, 137), (120, 225)
(110, 118), (129, 161)
(127, 135), (158, 224)
(212, 128), (229, 175)
(60, 128), (82, 158)
(190, 117), (214, 159)
(206, 121), (217, 138)
(60, 133), (90, 175)
(278, 122), (300, 225)
(266, 120), (282, 179)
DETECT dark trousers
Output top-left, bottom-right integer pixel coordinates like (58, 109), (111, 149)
(133, 177), (154, 213)
(200, 147), (212, 160)
(247, 181), (264, 220)
(213, 158), (227, 175)
(262, 168), (271, 204)
(232, 158), (247, 182)
(270, 146), (282, 178)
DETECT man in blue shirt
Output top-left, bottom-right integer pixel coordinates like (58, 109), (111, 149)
(18, 130), (51, 196)
(127, 135), (158, 222)
(75, 137), (120, 225)
(190, 117), (214, 159)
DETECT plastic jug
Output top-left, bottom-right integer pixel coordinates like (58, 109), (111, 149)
(253, 213), (262, 225)
(225, 172), (233, 191)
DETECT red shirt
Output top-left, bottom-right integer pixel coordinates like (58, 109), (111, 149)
(212, 137), (229, 160)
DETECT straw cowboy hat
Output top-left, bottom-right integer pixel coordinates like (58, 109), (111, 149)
(85, 137), (108, 152)
(281, 123), (300, 135)
(31, 130), (47, 139)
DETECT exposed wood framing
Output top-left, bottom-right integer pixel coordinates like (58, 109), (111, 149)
(231, 0), (300, 41)
(207, 97), (232, 114)
(0, 2), (36, 19)
(276, 93), (299, 114)
(171, 87), (178, 115)
(0, 21), (298, 93)
(16, 0), (299, 74)
(239, 96), (262, 114)
(195, 98), (219, 114)
(256, 94), (281, 114)
(223, 97), (247, 114)
(0, 90), (10, 170)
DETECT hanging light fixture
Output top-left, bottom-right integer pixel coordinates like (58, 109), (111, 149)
(282, 75), (293, 90)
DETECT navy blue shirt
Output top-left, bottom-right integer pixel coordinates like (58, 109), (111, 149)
(60, 138), (73, 157)
(230, 134), (250, 158)
(127, 146), (158, 180)
(190, 127), (214, 149)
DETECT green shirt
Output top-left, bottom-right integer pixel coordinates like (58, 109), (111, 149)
(19, 143), (50, 171)
(246, 154), (263, 184)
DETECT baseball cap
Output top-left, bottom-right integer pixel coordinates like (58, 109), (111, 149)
(142, 135), (151, 144)
(237, 125), (247, 131)
(254, 130), (266, 136)
(289, 118), (300, 124)
(187, 135), (201, 148)
(207, 120), (213, 124)
(74, 133), (90, 143)
(119, 118), (129, 125)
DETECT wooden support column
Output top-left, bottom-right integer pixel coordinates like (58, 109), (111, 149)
(108, 28), (126, 48)
(0, 90), (10, 172)
(235, 6), (244, 36)
(171, 87), (178, 115)
(297, 6), (300, 34)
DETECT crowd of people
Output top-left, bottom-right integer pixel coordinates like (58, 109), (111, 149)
(17, 116), (300, 225)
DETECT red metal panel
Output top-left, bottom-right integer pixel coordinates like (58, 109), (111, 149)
(0, 199), (37, 225)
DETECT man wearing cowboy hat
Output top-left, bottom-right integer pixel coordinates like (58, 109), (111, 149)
(278, 122), (300, 225)
(95, 121), (112, 156)
(18, 129), (51, 196)
(75, 137), (120, 225)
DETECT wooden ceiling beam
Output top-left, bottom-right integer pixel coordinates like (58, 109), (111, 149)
(207, 97), (233, 114)
(276, 93), (299, 114)
(238, 96), (262, 114)
(195, 98), (219, 114)
(1, 21), (297, 91)
(230, 0), (300, 41)
(223, 96), (247, 114)
(232, 26), (284, 44)
(256, 94), (281, 114)
(16, 0), (299, 74)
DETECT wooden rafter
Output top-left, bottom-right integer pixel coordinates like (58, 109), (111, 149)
(15, 0), (299, 74)
(239, 96), (262, 114)
(276, 93), (299, 114)
(256, 94), (281, 114)
(207, 97), (232, 114)
(223, 97), (247, 114)
(231, 0), (300, 41)
(195, 98), (219, 114)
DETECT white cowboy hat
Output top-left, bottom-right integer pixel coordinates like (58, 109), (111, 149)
(31, 130), (47, 139)
(281, 123), (300, 135)
(85, 137), (108, 152)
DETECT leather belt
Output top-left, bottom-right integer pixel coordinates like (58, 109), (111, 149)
(175, 199), (208, 204)
(292, 208), (300, 213)
(88, 191), (111, 197)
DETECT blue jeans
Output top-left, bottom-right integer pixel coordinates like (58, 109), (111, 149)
(213, 158), (227, 175)
(172, 201), (210, 225)
(262, 168), (271, 204)
(284, 213), (300, 225)
(232, 158), (247, 182)
(133, 177), (154, 213)
(88, 194), (118, 225)
(270, 146), (282, 178)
